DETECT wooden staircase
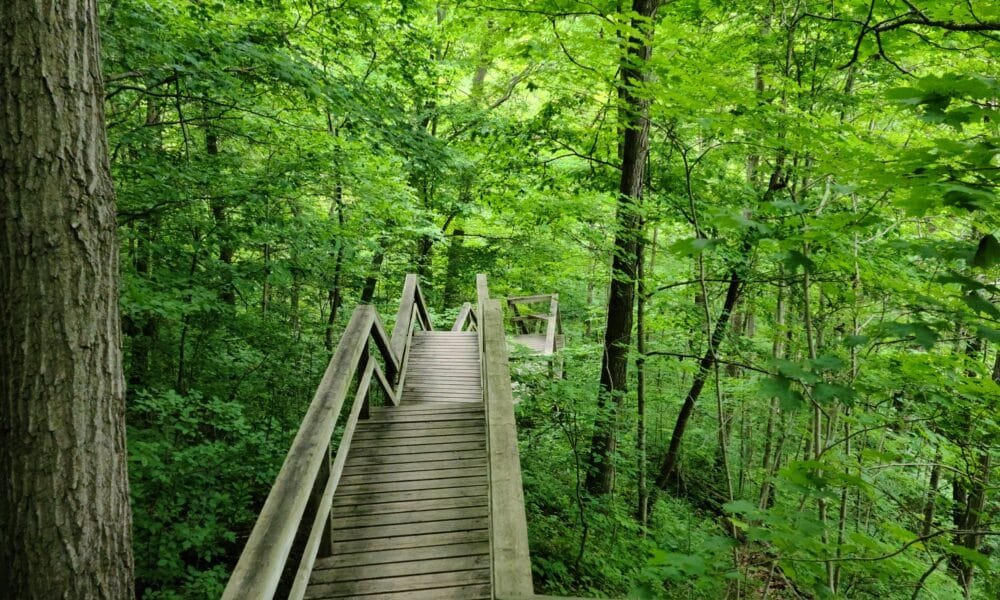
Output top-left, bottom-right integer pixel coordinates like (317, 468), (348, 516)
(307, 402), (490, 599)
(222, 275), (536, 600)
(306, 330), (489, 599)
(403, 332), (482, 404)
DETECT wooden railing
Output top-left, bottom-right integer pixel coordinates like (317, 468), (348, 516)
(451, 301), (478, 332)
(507, 292), (562, 355)
(222, 274), (433, 600)
(477, 274), (534, 600)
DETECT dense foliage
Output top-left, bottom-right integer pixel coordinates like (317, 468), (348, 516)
(99, 0), (998, 597)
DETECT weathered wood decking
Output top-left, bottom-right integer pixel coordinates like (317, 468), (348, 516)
(305, 332), (490, 599)
(222, 274), (538, 600)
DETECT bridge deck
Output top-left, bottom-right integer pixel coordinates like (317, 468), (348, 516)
(305, 331), (491, 599)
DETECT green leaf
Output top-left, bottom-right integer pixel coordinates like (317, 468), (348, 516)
(813, 383), (856, 406)
(971, 234), (1000, 269)
(759, 375), (805, 411)
(963, 292), (1000, 319)
(843, 335), (869, 348)
(880, 322), (939, 350)
(782, 250), (816, 273)
(775, 359), (820, 384)
(669, 237), (721, 256)
(811, 354), (845, 372)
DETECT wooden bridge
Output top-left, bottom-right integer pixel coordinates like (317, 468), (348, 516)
(222, 274), (563, 600)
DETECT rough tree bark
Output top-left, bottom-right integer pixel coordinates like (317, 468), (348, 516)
(585, 0), (663, 496)
(0, 0), (135, 597)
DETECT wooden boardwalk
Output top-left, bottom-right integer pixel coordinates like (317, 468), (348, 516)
(223, 275), (537, 600)
(403, 331), (482, 404)
(306, 332), (490, 599)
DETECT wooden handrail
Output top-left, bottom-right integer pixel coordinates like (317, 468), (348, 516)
(477, 274), (534, 600)
(452, 302), (478, 332)
(222, 275), (431, 599)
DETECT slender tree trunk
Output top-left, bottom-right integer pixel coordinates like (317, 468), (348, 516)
(636, 231), (648, 525)
(0, 1), (135, 596)
(207, 132), (235, 306)
(360, 246), (385, 304)
(656, 270), (742, 488)
(759, 276), (785, 506)
(325, 195), (345, 352)
(921, 449), (941, 536)
(585, 0), (663, 496)
(442, 228), (464, 310)
(125, 219), (157, 388)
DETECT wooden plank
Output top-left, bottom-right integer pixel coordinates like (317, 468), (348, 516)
(453, 304), (473, 332)
(404, 375), (482, 382)
(333, 516), (488, 541)
(333, 506), (488, 529)
(332, 485), (486, 507)
(315, 541), (489, 569)
(360, 410), (483, 420)
(413, 279), (434, 330)
(404, 369), (483, 375)
(408, 345), (478, 350)
(363, 412), (485, 424)
(401, 397), (482, 405)
(371, 358), (397, 406)
(414, 330), (475, 336)
(476, 274), (489, 304)
(375, 400), (481, 408)
(400, 390), (483, 398)
(306, 583), (491, 600)
(410, 343), (478, 348)
(370, 404), (482, 413)
(222, 306), (375, 600)
(341, 462), (486, 482)
(358, 418), (485, 433)
(402, 382), (483, 390)
(402, 384), (481, 391)
(332, 495), (487, 518)
(369, 312), (399, 382)
(342, 450), (486, 467)
(510, 314), (549, 321)
(544, 295), (559, 355)
(369, 409), (480, 416)
(335, 476), (486, 497)
(505, 293), (553, 304)
(401, 381), (482, 389)
(349, 434), (484, 449)
(329, 528), (488, 554)
(401, 392), (482, 400)
(311, 554), (490, 584)
(401, 390), (482, 396)
(338, 467), (486, 486)
(482, 298), (534, 598)
(346, 443), (485, 459)
(351, 426), (484, 441)
(389, 275), (417, 363)
(355, 420), (484, 433)
(305, 568), (490, 598)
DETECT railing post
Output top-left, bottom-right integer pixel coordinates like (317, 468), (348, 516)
(481, 297), (534, 599)
(544, 294), (559, 355)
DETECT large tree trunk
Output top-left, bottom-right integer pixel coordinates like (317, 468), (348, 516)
(0, 1), (135, 597)
(584, 0), (663, 496)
